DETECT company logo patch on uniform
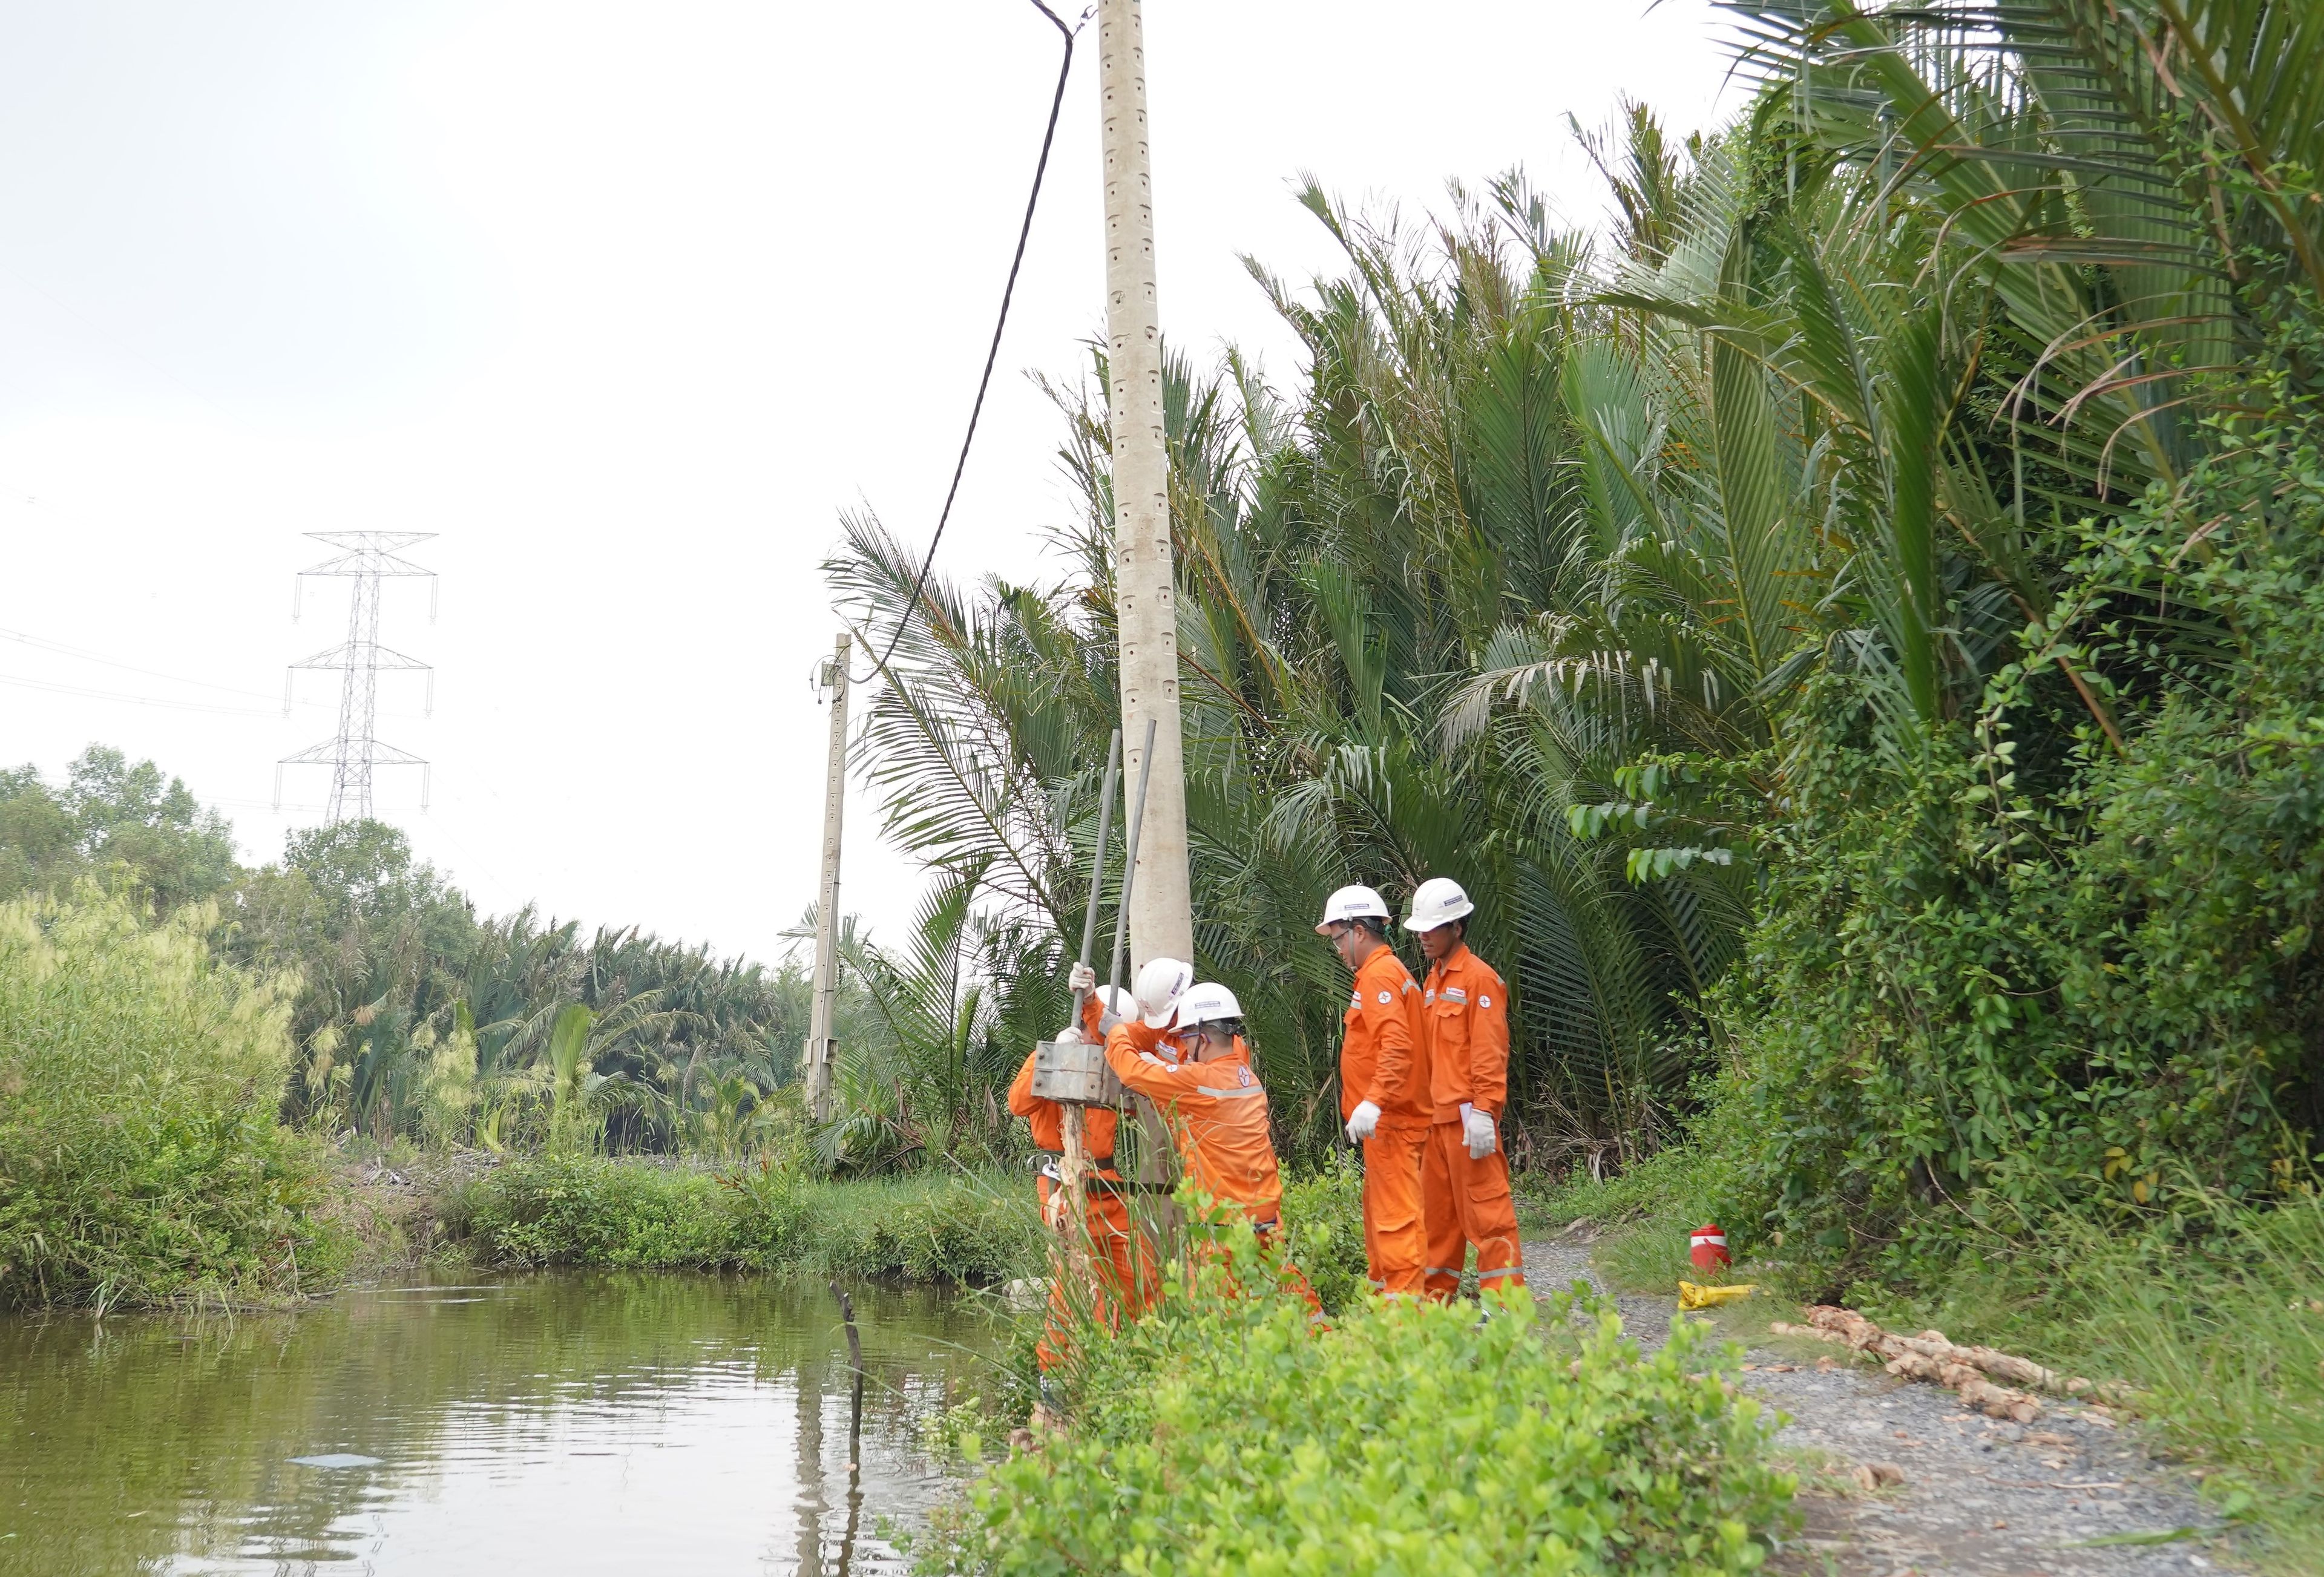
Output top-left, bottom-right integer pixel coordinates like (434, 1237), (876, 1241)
(1443, 986), (1468, 1003)
(1376, 990), (1392, 1004)
(1480, 995), (1491, 1009)
(1236, 1064), (1254, 1086)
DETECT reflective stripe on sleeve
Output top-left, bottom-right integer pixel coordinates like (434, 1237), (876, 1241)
(1196, 1083), (1268, 1100)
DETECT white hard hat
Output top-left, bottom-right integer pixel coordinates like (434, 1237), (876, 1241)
(1132, 956), (1195, 1029)
(1172, 981), (1242, 1029)
(1403, 876), (1475, 933)
(1314, 884), (1390, 934)
(1092, 985), (1136, 1019)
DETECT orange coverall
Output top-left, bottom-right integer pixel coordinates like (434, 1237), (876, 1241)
(1007, 995), (1155, 1370)
(1418, 942), (1528, 1299)
(1339, 946), (1431, 1297)
(1102, 1022), (1320, 1312)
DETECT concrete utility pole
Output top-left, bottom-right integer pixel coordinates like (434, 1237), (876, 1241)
(804, 633), (849, 1123)
(1098, 0), (1193, 968)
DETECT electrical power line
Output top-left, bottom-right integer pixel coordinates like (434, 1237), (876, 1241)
(0, 668), (284, 718)
(870, 0), (1091, 678)
(0, 624), (290, 704)
(0, 623), (421, 716)
(0, 637), (425, 721)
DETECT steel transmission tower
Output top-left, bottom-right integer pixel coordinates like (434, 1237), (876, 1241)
(278, 532), (436, 824)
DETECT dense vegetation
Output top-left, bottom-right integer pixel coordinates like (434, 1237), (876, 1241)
(0, 891), (341, 1311)
(835, 0), (2324, 1265)
(11, 3), (2322, 1564)
(0, 746), (1021, 1173)
(916, 1229), (1793, 1575)
(829, 0), (2324, 1542)
(7, 21), (2322, 1527)
(0, 747), (1069, 1307)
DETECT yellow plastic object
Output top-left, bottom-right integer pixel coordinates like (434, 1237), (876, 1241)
(1678, 1280), (1758, 1310)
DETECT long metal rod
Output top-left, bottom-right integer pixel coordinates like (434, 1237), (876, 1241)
(1059, 735), (1122, 1270)
(1075, 730), (1123, 1000)
(1106, 718), (1160, 998)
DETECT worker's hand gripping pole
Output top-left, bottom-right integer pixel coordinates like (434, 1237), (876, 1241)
(1057, 730), (1123, 1231)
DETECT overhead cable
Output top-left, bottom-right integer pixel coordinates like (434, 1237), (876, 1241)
(0, 669), (283, 718)
(867, 0), (1092, 680)
(0, 623), (286, 703)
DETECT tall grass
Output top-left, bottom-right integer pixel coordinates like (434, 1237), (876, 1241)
(0, 889), (341, 1310)
(2060, 1198), (2324, 1547)
(1538, 1164), (2324, 1567)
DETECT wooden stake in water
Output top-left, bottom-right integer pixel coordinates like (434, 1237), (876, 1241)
(829, 1280), (865, 1568)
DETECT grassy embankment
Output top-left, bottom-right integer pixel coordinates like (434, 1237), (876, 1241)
(442, 1152), (1044, 1285)
(1535, 1158), (2324, 1564)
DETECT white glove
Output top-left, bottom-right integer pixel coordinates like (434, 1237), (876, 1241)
(1068, 962), (1097, 994)
(1054, 1024), (1082, 1044)
(1460, 1102), (1497, 1159)
(1345, 1100), (1381, 1143)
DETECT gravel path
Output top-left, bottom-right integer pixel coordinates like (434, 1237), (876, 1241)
(1523, 1234), (2242, 1576)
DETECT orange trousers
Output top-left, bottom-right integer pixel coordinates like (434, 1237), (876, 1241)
(1034, 1178), (1158, 1371)
(1422, 1121), (1528, 1300)
(1361, 1123), (1430, 1297)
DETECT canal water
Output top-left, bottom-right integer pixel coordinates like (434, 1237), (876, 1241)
(0, 1273), (1006, 1576)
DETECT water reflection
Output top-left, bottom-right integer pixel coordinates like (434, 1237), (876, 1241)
(0, 1274), (1000, 1576)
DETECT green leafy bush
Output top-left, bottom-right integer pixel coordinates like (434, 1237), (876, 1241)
(921, 1226), (1793, 1575)
(1279, 1155), (1368, 1314)
(1666, 395), (2324, 1287)
(0, 890), (341, 1310)
(453, 1153), (1043, 1284)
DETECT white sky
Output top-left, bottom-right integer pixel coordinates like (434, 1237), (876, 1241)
(0, 0), (1739, 964)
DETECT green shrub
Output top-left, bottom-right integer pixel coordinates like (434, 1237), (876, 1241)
(455, 1153), (1043, 1284)
(459, 1153), (737, 1268)
(922, 1225), (1794, 1575)
(1279, 1155), (1368, 1314)
(0, 890), (341, 1310)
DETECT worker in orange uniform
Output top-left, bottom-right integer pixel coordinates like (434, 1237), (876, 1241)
(1315, 885), (1430, 1299)
(1008, 974), (1152, 1372)
(1403, 876), (1527, 1301)
(1100, 979), (1319, 1312)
